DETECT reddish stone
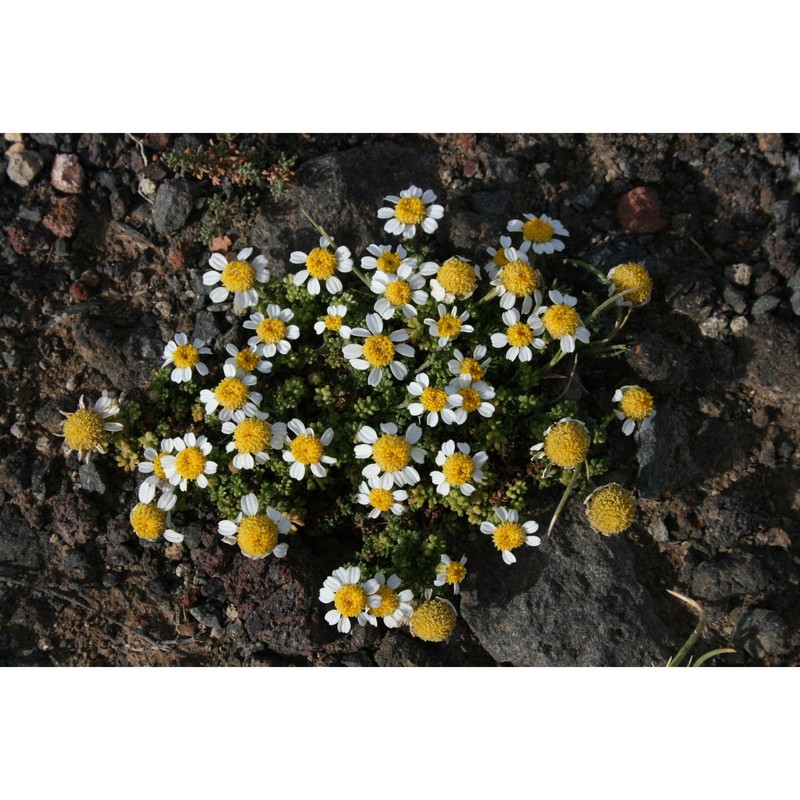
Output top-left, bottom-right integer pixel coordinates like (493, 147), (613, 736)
(756, 133), (783, 153)
(4, 224), (41, 256)
(143, 133), (171, 152)
(50, 153), (85, 194)
(167, 240), (189, 269)
(142, 162), (167, 182)
(463, 158), (479, 178)
(42, 196), (81, 238)
(617, 186), (668, 234)
(69, 281), (91, 302)
(458, 133), (476, 152)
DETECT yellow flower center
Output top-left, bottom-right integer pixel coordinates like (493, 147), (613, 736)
(543, 421), (590, 468)
(384, 279), (412, 306)
(153, 453), (168, 480)
(305, 247), (337, 280)
(63, 409), (105, 452)
(507, 322), (533, 347)
(493, 249), (509, 268)
(175, 446), (207, 479)
(500, 261), (539, 297)
(376, 251), (402, 274)
(444, 561), (467, 585)
(236, 515), (279, 557)
(368, 487), (395, 512)
(362, 334), (395, 368)
(369, 585), (400, 617)
(324, 314), (343, 331)
(334, 584), (368, 617)
(619, 386), (655, 422)
(290, 434), (324, 465)
(420, 386), (447, 412)
(394, 196), (426, 225)
(492, 521), (526, 552)
(459, 387), (481, 412)
(235, 348), (260, 372)
(233, 417), (272, 454)
(437, 258), (477, 298)
(220, 260), (256, 292)
(522, 217), (555, 243)
(436, 314), (462, 338)
(256, 317), (286, 345)
(542, 305), (580, 338)
(586, 485), (637, 535)
(214, 377), (249, 410)
(172, 343), (199, 369)
(410, 598), (457, 642)
(442, 452), (474, 486)
(372, 434), (411, 472)
(130, 503), (167, 541)
(460, 358), (484, 381)
(611, 262), (653, 305)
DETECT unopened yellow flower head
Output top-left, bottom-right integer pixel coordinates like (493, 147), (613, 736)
(130, 502), (166, 541)
(541, 418), (590, 468)
(584, 483), (636, 535)
(608, 262), (653, 306)
(409, 596), (457, 642)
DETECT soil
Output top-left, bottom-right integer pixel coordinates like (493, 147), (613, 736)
(1, 132), (798, 667)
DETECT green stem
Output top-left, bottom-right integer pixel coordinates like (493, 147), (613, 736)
(692, 648), (736, 667)
(350, 264), (373, 291)
(547, 466), (581, 537)
(666, 590), (706, 667)
(586, 288), (637, 323)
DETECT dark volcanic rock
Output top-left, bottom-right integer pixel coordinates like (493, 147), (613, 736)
(373, 625), (495, 667)
(739, 316), (800, 409)
(153, 178), (194, 235)
(733, 608), (791, 658)
(0, 505), (48, 571)
(691, 554), (771, 602)
(636, 404), (698, 498)
(0, 448), (34, 495)
(459, 502), (675, 666)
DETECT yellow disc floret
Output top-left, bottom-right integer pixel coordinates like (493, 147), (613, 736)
(459, 387), (481, 412)
(384, 280), (412, 306)
(324, 314), (343, 331)
(522, 217), (555, 244)
(372, 435), (411, 472)
(214, 377), (249, 410)
(493, 249), (509, 268)
(291, 434), (324, 465)
(611, 262), (653, 305)
(368, 487), (394, 512)
(172, 343), (199, 369)
(305, 248), (337, 280)
(63, 409), (105, 453)
(437, 258), (477, 298)
(362, 335), (395, 367)
(130, 502), (167, 541)
(153, 453), (168, 480)
(175, 446), (207, 479)
(376, 251), (402, 274)
(236, 515), (279, 558)
(394, 196), (426, 225)
(235, 348), (259, 372)
(257, 317), (286, 345)
(500, 261), (539, 297)
(444, 561), (467, 585)
(543, 420), (590, 468)
(220, 260), (256, 293)
(421, 386), (447, 412)
(507, 322), (533, 347)
(460, 358), (485, 381)
(436, 314), (463, 338)
(442, 452), (474, 486)
(492, 521), (526, 553)
(369, 585), (399, 618)
(585, 484), (637, 535)
(334, 584), (368, 617)
(619, 386), (655, 422)
(410, 598), (457, 642)
(233, 417), (271, 454)
(542, 305), (580, 339)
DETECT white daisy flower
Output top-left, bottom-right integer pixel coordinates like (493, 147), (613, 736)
(224, 343), (272, 375)
(283, 419), (336, 480)
(360, 243), (416, 274)
(202, 246), (269, 308)
(485, 235), (525, 270)
(446, 378), (496, 419)
(357, 474), (408, 519)
(60, 393), (124, 462)
(318, 565), (382, 634)
(354, 421), (426, 487)
(137, 437), (177, 503)
(313, 304), (352, 339)
(243, 304), (300, 358)
(480, 506), (541, 565)
(406, 373), (466, 427)
(365, 572), (414, 628)
(536, 289), (591, 354)
(424, 303), (473, 347)
(130, 490), (183, 544)
(428, 256), (481, 303)
(162, 333), (211, 384)
(448, 345), (492, 385)
(377, 185), (444, 240)
(507, 213), (569, 254)
(490, 307), (546, 362)
(160, 432), (217, 492)
(434, 554), (468, 595)
(199, 363), (262, 422)
(613, 385), (656, 436)
(342, 312), (414, 387)
(222, 410), (287, 469)
(218, 493), (290, 560)
(486, 245), (542, 314)
(431, 440), (487, 497)
(290, 235), (353, 296)
(370, 261), (428, 320)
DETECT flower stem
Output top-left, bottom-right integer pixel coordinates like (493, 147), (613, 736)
(547, 466), (581, 537)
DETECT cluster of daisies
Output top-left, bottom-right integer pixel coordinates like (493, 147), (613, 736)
(59, 185), (656, 642)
